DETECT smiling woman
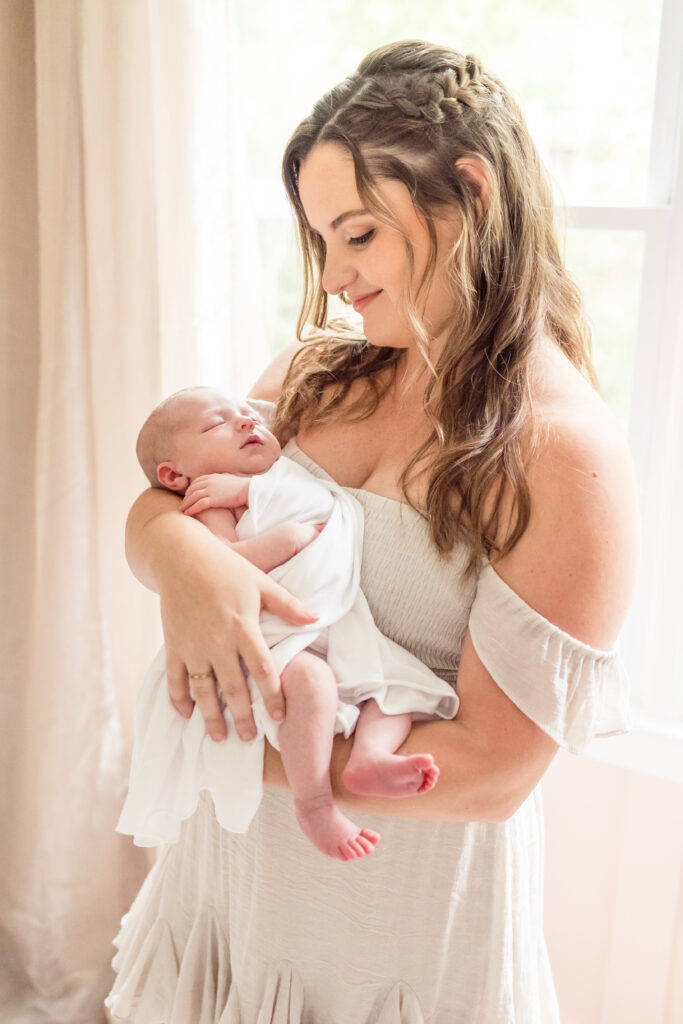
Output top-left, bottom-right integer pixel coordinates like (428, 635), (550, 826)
(298, 143), (465, 357)
(107, 40), (638, 1024)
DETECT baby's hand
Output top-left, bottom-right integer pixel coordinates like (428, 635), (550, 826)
(181, 473), (249, 516)
(286, 521), (325, 554)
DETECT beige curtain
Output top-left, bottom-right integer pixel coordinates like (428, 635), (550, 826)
(0, 2), (265, 1021)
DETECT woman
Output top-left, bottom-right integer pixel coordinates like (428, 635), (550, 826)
(107, 41), (639, 1023)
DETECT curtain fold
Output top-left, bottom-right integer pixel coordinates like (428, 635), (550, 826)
(0, 2), (265, 1020)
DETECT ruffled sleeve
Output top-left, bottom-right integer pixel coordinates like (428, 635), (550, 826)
(467, 564), (632, 754)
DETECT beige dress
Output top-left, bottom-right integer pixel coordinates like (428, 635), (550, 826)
(106, 439), (631, 1024)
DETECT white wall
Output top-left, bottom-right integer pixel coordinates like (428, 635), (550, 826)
(544, 750), (683, 1023)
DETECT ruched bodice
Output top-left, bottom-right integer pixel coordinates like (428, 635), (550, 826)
(289, 439), (475, 684)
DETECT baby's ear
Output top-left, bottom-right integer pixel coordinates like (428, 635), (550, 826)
(157, 462), (189, 493)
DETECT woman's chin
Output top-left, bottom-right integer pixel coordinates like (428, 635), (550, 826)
(362, 324), (411, 351)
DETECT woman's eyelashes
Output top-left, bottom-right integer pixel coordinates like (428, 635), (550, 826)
(348, 229), (375, 247)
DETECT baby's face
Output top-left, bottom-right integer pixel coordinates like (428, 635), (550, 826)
(170, 389), (281, 480)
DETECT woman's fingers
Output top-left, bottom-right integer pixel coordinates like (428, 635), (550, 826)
(188, 669), (229, 742)
(166, 650), (194, 718)
(160, 545), (318, 743)
(236, 626), (286, 724)
(260, 576), (319, 626)
(209, 650), (257, 742)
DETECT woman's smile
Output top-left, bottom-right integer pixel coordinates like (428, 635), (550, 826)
(351, 290), (382, 313)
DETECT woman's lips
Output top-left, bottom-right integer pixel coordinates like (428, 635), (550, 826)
(352, 291), (381, 313)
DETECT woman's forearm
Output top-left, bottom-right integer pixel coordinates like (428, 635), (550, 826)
(125, 487), (231, 593)
(264, 716), (553, 824)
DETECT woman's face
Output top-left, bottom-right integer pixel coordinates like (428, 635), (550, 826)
(297, 142), (462, 354)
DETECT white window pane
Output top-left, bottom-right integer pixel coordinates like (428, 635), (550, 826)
(258, 217), (355, 355)
(564, 230), (644, 425)
(237, 0), (663, 204)
(257, 218), (301, 356)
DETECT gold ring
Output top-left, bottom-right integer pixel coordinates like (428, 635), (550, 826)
(188, 670), (215, 679)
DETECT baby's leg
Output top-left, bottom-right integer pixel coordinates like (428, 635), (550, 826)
(342, 699), (440, 798)
(279, 651), (380, 861)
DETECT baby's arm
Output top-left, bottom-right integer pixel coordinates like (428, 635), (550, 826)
(182, 471), (321, 573)
(193, 508), (321, 574)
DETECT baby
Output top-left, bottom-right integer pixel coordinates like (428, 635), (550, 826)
(119, 386), (458, 861)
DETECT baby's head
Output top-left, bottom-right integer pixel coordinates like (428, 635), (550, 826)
(137, 386), (281, 493)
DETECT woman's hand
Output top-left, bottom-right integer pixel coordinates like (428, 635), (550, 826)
(126, 489), (318, 742)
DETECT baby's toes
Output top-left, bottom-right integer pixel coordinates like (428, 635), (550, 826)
(355, 834), (377, 855)
(360, 827), (381, 846)
(349, 837), (370, 858)
(339, 837), (361, 860)
(418, 764), (440, 794)
(412, 753), (435, 773)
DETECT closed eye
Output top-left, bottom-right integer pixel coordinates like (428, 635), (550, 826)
(201, 419), (225, 432)
(348, 229), (375, 247)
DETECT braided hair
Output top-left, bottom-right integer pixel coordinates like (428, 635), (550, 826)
(277, 40), (596, 577)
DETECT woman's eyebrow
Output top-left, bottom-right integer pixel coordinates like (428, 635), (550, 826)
(329, 207), (370, 230)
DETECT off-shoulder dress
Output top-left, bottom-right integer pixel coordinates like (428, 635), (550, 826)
(106, 434), (631, 1024)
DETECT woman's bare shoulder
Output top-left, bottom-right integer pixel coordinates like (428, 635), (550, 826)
(490, 343), (641, 648)
(529, 341), (634, 491)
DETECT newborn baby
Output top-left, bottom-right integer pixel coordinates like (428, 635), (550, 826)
(118, 386), (458, 861)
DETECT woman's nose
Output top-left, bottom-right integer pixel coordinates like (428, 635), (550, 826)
(321, 250), (355, 296)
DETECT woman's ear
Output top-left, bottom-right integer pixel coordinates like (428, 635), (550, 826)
(157, 462), (189, 492)
(455, 156), (492, 217)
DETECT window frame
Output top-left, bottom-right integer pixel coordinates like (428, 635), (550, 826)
(582, 0), (683, 781)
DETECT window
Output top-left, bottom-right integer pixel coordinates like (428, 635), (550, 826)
(235, 0), (683, 779)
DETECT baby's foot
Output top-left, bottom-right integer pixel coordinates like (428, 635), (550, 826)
(342, 752), (439, 798)
(294, 794), (381, 861)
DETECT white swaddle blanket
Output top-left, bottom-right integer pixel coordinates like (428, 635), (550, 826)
(117, 456), (458, 846)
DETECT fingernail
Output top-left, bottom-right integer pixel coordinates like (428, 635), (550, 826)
(211, 731), (225, 742)
(271, 709), (284, 722)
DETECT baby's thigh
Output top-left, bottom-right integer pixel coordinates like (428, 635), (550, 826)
(280, 650), (337, 706)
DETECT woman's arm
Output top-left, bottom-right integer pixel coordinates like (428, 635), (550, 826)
(247, 339), (305, 402)
(265, 409), (640, 822)
(125, 486), (318, 741)
(125, 341), (308, 741)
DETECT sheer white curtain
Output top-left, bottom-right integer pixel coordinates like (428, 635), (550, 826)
(0, 2), (265, 1021)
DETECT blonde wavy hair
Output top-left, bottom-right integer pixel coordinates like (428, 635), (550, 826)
(277, 40), (598, 577)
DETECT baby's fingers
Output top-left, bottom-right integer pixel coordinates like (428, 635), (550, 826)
(180, 485), (204, 510)
(181, 496), (214, 516)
